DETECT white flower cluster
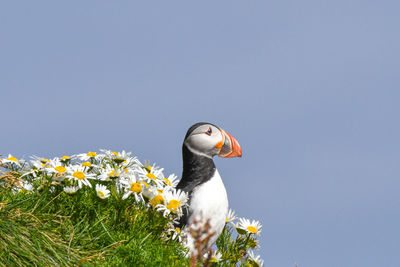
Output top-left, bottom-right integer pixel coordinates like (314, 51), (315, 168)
(225, 208), (264, 266)
(1, 152), (264, 264)
(0, 150), (188, 241)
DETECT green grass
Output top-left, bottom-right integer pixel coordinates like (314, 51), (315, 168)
(0, 156), (263, 266)
(0, 184), (189, 266)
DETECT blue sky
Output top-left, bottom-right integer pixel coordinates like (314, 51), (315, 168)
(1, 1), (399, 266)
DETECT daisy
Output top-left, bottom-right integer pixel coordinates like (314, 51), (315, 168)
(156, 189), (188, 217)
(140, 180), (158, 200)
(47, 158), (68, 180)
(20, 167), (41, 178)
(170, 226), (182, 241)
(81, 161), (93, 167)
(95, 184), (110, 199)
(235, 218), (262, 236)
(120, 174), (145, 203)
(15, 180), (34, 194)
(80, 161), (100, 172)
(162, 174), (179, 188)
(30, 156), (50, 168)
(142, 160), (153, 172)
(98, 165), (123, 181)
(207, 251), (222, 263)
(145, 172), (158, 180)
(80, 161), (99, 170)
(99, 149), (117, 158)
(2, 154), (22, 167)
(60, 155), (73, 164)
(149, 194), (165, 207)
(143, 186), (165, 207)
(138, 165), (164, 188)
(141, 163), (165, 180)
(121, 156), (141, 169)
(66, 165), (96, 188)
(226, 208), (237, 224)
(77, 151), (100, 161)
(100, 149), (132, 164)
(63, 186), (79, 194)
(28, 156), (52, 177)
(247, 250), (264, 267)
(152, 165), (165, 178)
(120, 165), (143, 177)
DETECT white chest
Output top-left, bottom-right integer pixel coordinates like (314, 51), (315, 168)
(188, 170), (229, 238)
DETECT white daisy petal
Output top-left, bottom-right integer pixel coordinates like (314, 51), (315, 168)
(235, 218), (263, 236)
(95, 184), (110, 199)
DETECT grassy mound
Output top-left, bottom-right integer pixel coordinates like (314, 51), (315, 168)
(0, 185), (188, 266)
(0, 151), (264, 266)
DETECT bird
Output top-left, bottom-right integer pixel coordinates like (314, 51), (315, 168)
(176, 122), (242, 254)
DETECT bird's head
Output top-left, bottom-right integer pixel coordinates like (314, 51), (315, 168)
(183, 122), (242, 158)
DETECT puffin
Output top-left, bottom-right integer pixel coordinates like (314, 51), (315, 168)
(176, 122), (242, 254)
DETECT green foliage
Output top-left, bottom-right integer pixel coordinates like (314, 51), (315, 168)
(0, 185), (189, 266)
(0, 152), (264, 266)
(215, 226), (260, 266)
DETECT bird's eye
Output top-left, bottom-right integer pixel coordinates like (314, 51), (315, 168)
(205, 127), (212, 136)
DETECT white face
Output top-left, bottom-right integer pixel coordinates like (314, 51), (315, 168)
(184, 124), (223, 158)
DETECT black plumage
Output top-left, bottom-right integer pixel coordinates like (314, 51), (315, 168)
(176, 144), (216, 228)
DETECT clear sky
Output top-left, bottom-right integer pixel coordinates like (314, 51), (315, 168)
(1, 1), (399, 266)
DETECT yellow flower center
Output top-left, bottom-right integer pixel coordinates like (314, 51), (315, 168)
(18, 189), (30, 194)
(108, 170), (119, 177)
(98, 191), (105, 198)
(73, 171), (85, 180)
(7, 156), (18, 162)
(55, 166), (66, 173)
(141, 181), (149, 188)
(130, 183), (141, 193)
(40, 158), (48, 164)
(163, 178), (171, 186)
(145, 165), (152, 171)
(150, 195), (164, 206)
(210, 256), (218, 263)
(175, 228), (180, 233)
(61, 156), (69, 160)
(157, 189), (163, 194)
(82, 162), (92, 167)
(146, 173), (157, 179)
(112, 151), (118, 156)
(86, 152), (97, 157)
(167, 200), (181, 211)
(124, 168), (128, 174)
(247, 226), (258, 234)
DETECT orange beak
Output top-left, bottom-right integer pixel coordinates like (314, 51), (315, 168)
(217, 129), (242, 158)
